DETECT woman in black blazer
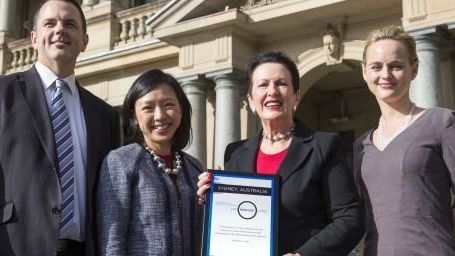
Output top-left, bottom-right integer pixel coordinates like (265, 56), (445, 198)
(198, 51), (364, 255)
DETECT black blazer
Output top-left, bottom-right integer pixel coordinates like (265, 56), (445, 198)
(0, 67), (120, 256)
(225, 120), (364, 256)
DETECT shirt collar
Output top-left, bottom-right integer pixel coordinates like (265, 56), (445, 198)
(35, 61), (77, 95)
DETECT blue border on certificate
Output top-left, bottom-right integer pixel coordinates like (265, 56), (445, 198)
(201, 170), (279, 256)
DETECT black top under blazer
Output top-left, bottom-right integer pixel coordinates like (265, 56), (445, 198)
(224, 119), (364, 256)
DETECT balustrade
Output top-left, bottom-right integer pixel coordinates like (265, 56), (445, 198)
(5, 39), (36, 73)
(115, 3), (163, 46)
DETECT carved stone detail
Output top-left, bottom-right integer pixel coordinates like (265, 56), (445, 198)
(406, 0), (427, 22)
(322, 22), (345, 66)
(180, 42), (194, 70)
(215, 32), (230, 63)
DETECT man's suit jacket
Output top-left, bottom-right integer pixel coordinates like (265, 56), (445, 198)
(224, 119), (364, 256)
(0, 67), (120, 256)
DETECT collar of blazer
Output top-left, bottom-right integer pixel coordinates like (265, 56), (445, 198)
(239, 119), (315, 182)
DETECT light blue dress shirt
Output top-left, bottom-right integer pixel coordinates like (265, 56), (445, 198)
(35, 62), (87, 242)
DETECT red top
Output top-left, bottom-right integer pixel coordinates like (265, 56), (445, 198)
(162, 154), (173, 169)
(256, 148), (289, 175)
(161, 154), (179, 191)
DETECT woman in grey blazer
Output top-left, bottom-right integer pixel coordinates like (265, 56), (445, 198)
(97, 69), (203, 256)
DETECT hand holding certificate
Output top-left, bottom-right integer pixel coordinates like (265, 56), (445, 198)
(202, 170), (279, 256)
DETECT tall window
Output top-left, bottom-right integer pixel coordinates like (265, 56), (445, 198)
(10, 0), (41, 39)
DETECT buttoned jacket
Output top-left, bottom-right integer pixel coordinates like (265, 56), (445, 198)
(0, 67), (120, 256)
(224, 119), (364, 256)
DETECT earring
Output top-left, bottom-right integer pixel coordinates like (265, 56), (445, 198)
(250, 107), (256, 115)
(293, 105), (297, 111)
(132, 119), (140, 131)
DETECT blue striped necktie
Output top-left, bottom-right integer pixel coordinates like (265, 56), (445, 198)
(50, 79), (74, 236)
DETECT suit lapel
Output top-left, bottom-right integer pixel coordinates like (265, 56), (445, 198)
(277, 120), (314, 182)
(234, 121), (314, 179)
(18, 67), (57, 167)
(77, 85), (96, 187)
(235, 133), (261, 173)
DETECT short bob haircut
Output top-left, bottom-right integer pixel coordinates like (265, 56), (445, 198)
(33, 0), (87, 33)
(122, 69), (192, 151)
(363, 25), (418, 66)
(245, 51), (300, 95)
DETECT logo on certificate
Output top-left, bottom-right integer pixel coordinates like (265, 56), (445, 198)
(237, 201), (257, 219)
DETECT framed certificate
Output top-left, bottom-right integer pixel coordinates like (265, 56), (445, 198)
(202, 170), (279, 256)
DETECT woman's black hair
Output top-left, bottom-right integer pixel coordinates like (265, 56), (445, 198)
(122, 69), (192, 151)
(245, 50), (300, 94)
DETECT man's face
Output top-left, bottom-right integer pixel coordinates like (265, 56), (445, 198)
(31, 0), (88, 74)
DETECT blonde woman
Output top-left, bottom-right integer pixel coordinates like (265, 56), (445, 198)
(354, 25), (455, 256)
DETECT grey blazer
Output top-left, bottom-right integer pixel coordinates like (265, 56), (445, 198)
(97, 143), (203, 256)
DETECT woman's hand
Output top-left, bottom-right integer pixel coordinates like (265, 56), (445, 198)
(196, 171), (212, 205)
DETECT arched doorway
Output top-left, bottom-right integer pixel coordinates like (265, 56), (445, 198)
(296, 41), (380, 169)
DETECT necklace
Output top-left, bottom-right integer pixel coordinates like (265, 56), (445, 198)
(143, 144), (182, 175)
(262, 122), (295, 143)
(376, 103), (415, 147)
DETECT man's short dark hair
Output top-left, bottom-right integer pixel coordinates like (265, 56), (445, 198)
(245, 51), (300, 95)
(122, 69), (192, 151)
(32, 0), (87, 33)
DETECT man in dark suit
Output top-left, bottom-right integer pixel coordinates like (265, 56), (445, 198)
(0, 0), (120, 255)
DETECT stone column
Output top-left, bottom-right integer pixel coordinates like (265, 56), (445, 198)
(0, 0), (17, 74)
(0, 0), (16, 34)
(181, 76), (207, 166)
(410, 31), (444, 107)
(212, 72), (242, 168)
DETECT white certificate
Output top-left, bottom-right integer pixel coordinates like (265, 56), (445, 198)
(202, 171), (278, 256)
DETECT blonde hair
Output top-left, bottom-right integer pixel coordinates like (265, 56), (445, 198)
(362, 25), (418, 65)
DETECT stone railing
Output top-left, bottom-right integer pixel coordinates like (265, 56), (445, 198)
(115, 2), (166, 47)
(242, 0), (276, 9)
(5, 39), (36, 74)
